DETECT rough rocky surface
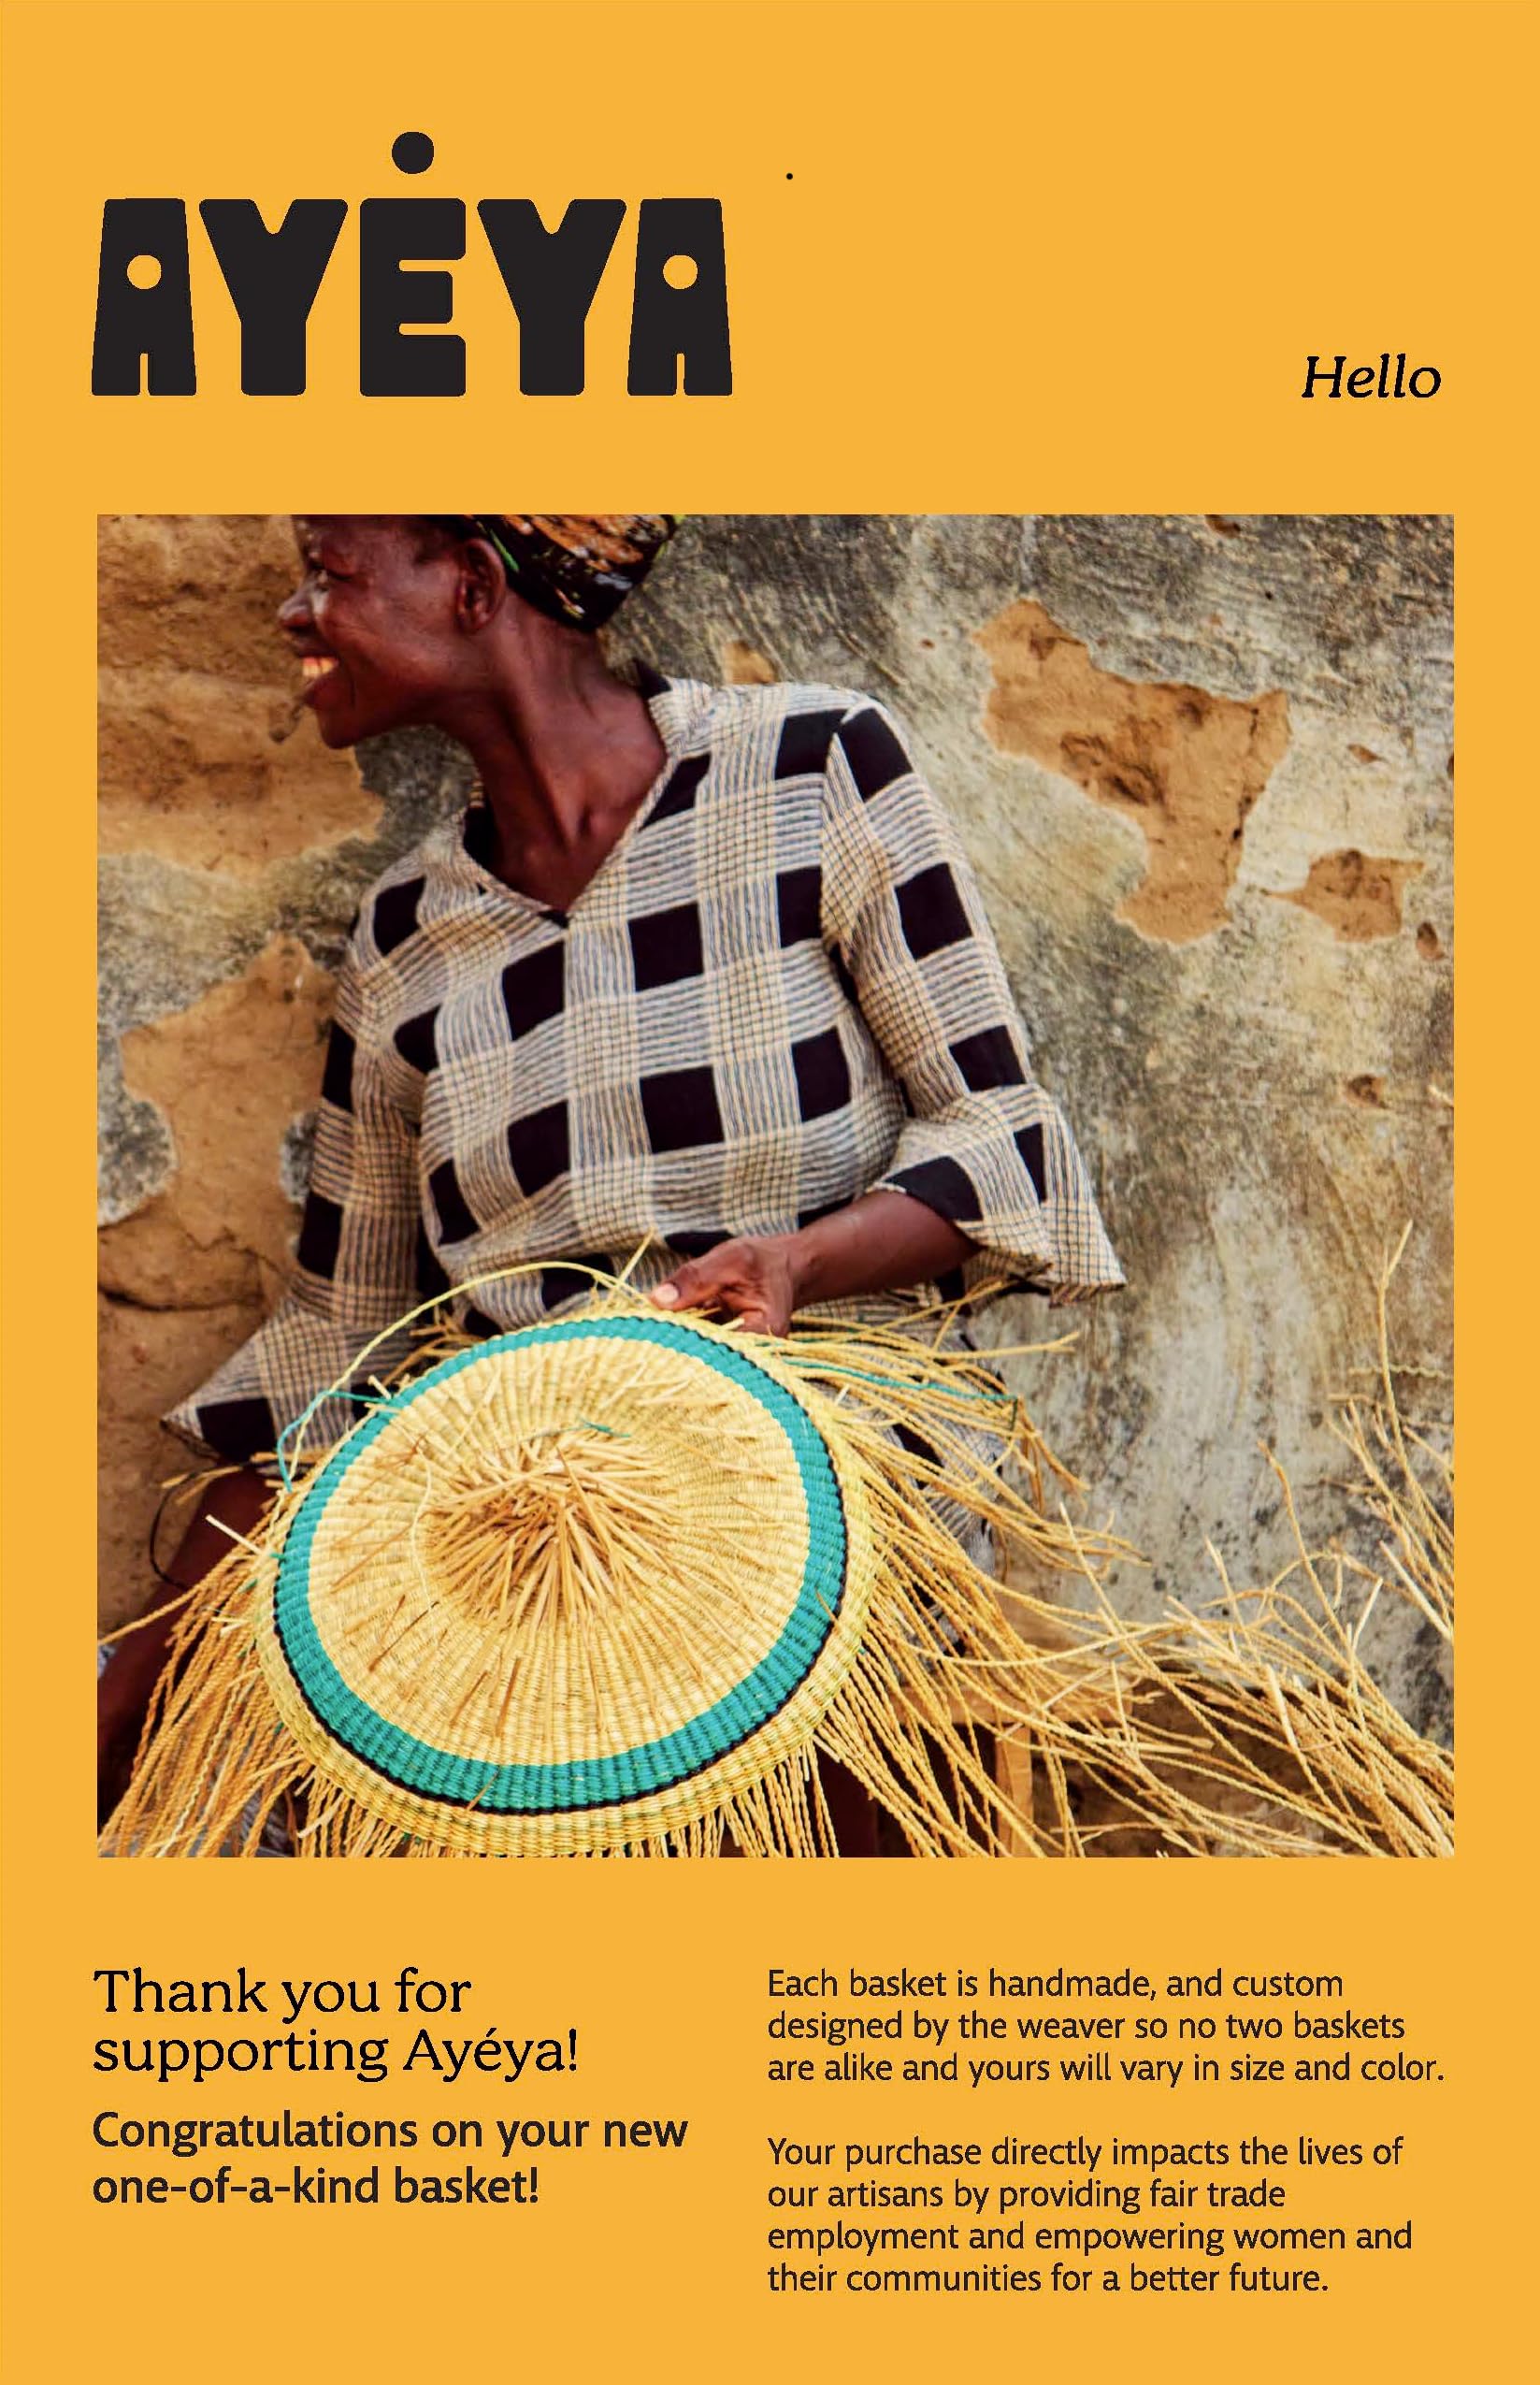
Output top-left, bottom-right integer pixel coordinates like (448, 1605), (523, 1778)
(98, 514), (1452, 1742)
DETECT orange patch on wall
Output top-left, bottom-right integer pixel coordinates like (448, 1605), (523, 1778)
(973, 599), (1290, 942)
(719, 637), (778, 685)
(1274, 848), (1424, 942)
(98, 934), (334, 1311)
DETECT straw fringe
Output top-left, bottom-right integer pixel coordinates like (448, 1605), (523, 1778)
(987, 1238), (1453, 1858)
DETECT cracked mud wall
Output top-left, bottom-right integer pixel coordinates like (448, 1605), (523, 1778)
(98, 514), (1452, 1730)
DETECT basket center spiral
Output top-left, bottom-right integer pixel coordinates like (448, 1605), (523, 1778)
(411, 1424), (677, 1632)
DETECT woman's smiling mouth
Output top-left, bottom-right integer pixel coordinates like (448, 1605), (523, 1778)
(299, 653), (342, 709)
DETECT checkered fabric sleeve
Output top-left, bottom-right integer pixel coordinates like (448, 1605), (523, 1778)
(164, 949), (425, 1465)
(822, 700), (1124, 1305)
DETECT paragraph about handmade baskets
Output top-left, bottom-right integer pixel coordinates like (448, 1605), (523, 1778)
(81, 1947), (1454, 2306)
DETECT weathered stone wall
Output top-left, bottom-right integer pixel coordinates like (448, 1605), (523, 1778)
(98, 515), (1452, 1727)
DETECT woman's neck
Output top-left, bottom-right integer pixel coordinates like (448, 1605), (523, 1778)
(438, 638), (667, 903)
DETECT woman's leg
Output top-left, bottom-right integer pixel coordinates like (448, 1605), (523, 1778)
(97, 1467), (273, 1828)
(816, 1753), (880, 1856)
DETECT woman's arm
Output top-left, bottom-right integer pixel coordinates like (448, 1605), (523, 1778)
(98, 1466), (274, 1826)
(161, 939), (424, 1462)
(817, 698), (1121, 1307)
(104, 932), (424, 1821)
(655, 694), (1121, 1334)
(652, 1191), (973, 1336)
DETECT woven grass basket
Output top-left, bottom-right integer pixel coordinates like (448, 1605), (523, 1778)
(103, 1273), (1118, 1859)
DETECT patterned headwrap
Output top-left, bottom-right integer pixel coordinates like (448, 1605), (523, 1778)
(459, 514), (680, 631)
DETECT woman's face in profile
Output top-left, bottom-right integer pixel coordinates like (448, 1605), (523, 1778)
(280, 515), (463, 748)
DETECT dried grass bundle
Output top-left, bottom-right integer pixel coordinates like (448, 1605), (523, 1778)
(995, 1235), (1453, 1857)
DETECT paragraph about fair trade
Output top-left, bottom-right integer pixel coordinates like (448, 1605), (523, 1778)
(761, 1958), (1445, 2303)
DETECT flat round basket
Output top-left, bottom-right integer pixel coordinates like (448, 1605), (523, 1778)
(104, 1284), (1106, 1858)
(260, 1314), (875, 1856)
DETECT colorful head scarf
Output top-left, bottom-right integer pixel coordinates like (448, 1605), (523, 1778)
(460, 513), (680, 631)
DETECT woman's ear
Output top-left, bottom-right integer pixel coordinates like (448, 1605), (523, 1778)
(454, 536), (508, 633)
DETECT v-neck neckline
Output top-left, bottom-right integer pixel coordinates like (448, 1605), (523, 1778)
(456, 671), (710, 927)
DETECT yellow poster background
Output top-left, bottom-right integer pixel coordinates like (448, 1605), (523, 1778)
(2, 2), (1528, 2376)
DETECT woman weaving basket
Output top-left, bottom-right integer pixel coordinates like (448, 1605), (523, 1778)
(98, 513), (1123, 1853)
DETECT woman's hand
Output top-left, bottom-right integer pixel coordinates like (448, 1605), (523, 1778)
(649, 1194), (975, 1337)
(650, 1235), (803, 1336)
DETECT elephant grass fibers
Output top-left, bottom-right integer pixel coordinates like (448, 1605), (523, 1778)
(994, 1236), (1453, 1857)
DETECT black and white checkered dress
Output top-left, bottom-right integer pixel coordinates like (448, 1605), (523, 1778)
(168, 673), (1122, 1464)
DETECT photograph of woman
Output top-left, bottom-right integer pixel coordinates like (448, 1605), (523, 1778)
(96, 513), (1451, 1863)
(97, 513), (1122, 1854)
